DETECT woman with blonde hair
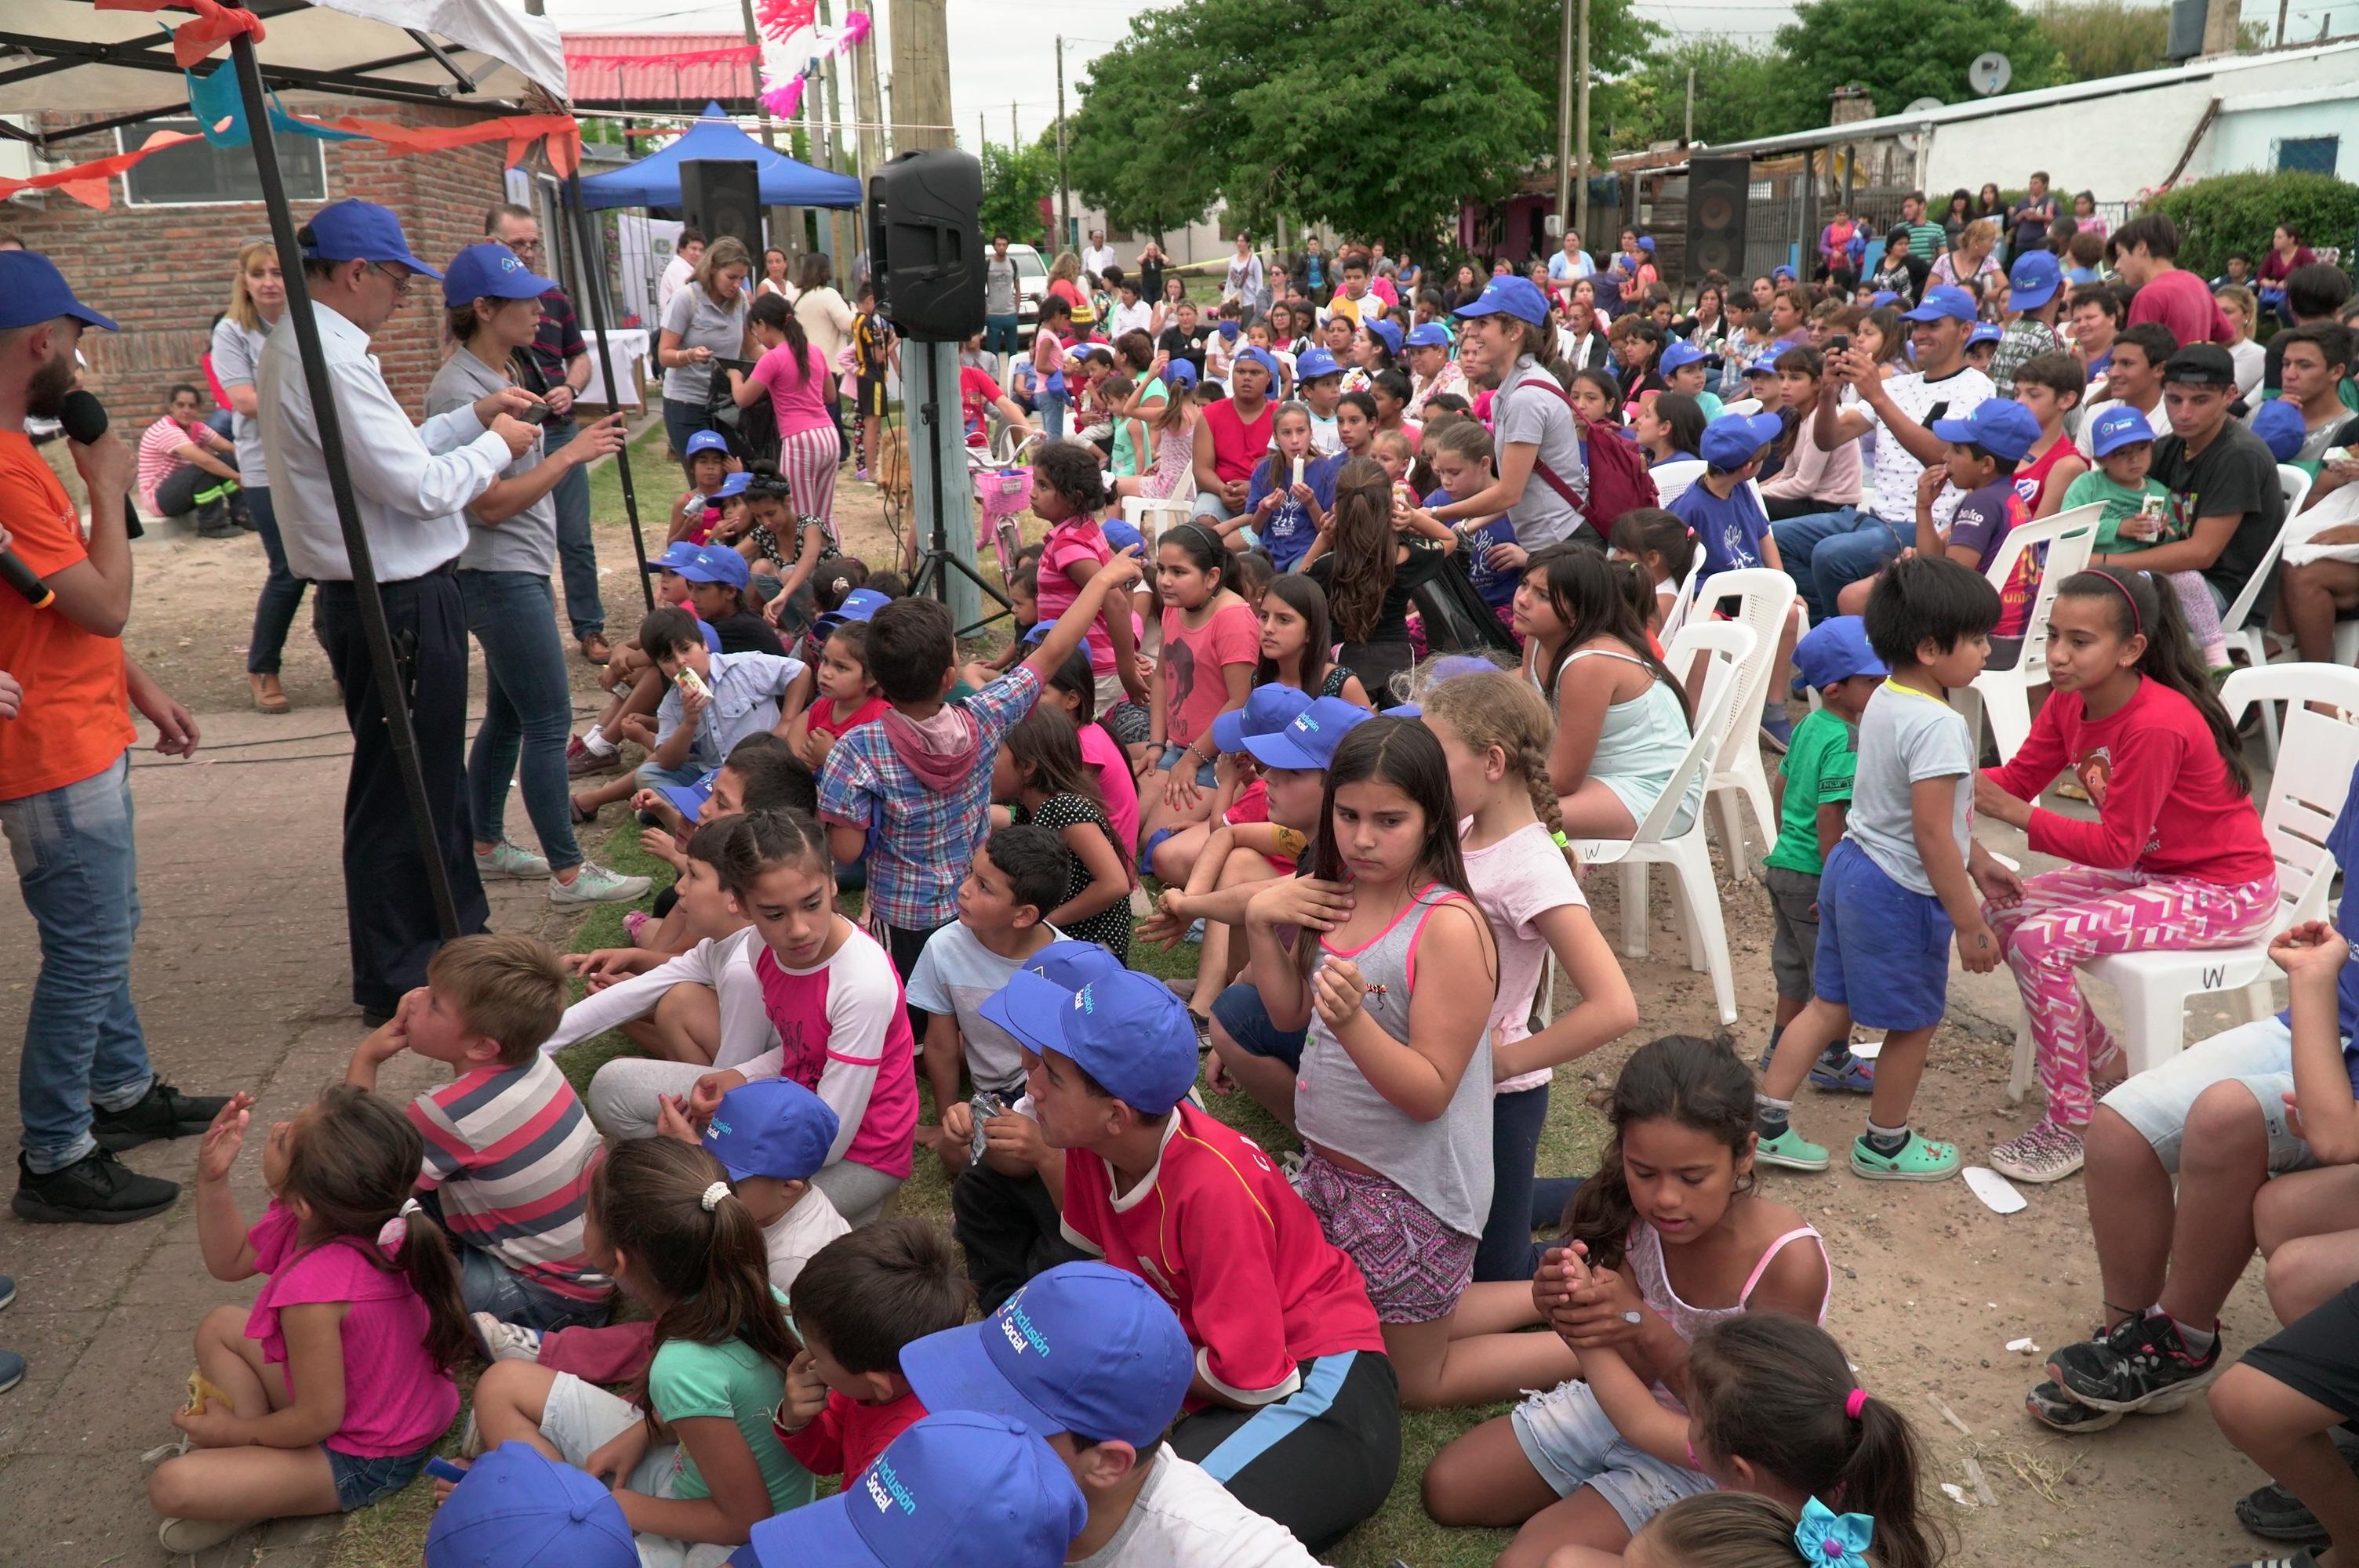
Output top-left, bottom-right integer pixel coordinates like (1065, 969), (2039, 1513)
(1930, 217), (2004, 291)
(656, 233), (754, 454)
(215, 240), (300, 713)
(1046, 249), (1095, 327)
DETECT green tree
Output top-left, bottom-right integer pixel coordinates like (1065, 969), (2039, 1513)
(2035, 0), (2265, 82)
(1774, 0), (2067, 120)
(979, 137), (1055, 250)
(1612, 36), (1805, 149)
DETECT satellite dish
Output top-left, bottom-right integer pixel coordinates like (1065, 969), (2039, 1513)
(1968, 52), (2012, 96)
(1903, 95), (1946, 116)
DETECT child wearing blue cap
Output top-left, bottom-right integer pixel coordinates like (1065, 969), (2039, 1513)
(1658, 339), (1725, 420)
(1908, 397), (2041, 633)
(981, 963), (1400, 1552)
(425, 1441), (638, 1568)
(900, 1263), (1327, 1566)
(2060, 404), (2234, 669)
(1668, 419), (1787, 648)
(671, 430), (736, 546)
(1757, 619), (1887, 1096)
(1293, 347), (1347, 456)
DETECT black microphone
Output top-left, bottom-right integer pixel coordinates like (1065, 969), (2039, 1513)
(57, 390), (144, 544)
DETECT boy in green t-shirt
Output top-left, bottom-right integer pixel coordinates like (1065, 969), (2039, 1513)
(1760, 616), (1885, 1092)
(2061, 405), (2173, 550)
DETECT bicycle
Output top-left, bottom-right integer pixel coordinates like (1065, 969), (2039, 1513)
(967, 423), (1042, 583)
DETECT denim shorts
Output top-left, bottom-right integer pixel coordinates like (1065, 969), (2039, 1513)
(327, 1441), (434, 1511)
(1510, 1378), (1713, 1534)
(1813, 839), (1951, 1031)
(1157, 742), (1221, 789)
(1212, 980), (1307, 1071)
(2100, 1015), (2317, 1176)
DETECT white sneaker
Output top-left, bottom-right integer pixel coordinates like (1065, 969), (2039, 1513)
(476, 840), (552, 880)
(550, 862), (652, 906)
(472, 1311), (543, 1364)
(158, 1518), (256, 1554)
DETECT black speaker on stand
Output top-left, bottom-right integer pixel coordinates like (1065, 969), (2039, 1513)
(868, 149), (998, 622)
(1685, 155), (1751, 285)
(680, 159), (763, 252)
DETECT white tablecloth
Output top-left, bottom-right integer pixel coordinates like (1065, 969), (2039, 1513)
(576, 328), (651, 408)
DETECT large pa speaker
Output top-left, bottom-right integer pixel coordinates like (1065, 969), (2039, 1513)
(680, 159), (762, 253)
(1686, 155), (1750, 282)
(868, 149), (985, 342)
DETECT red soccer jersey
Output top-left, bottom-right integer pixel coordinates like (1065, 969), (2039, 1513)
(1059, 1102), (1386, 1405)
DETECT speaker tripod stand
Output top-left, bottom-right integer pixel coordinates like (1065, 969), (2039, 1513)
(904, 343), (1013, 638)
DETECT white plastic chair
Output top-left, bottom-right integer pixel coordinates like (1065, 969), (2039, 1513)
(2228, 465), (2321, 758)
(1951, 502), (2102, 765)
(1656, 550), (1707, 644)
(1721, 397), (1763, 417)
(2003, 663), (2359, 1100)
(1574, 619), (1755, 1026)
(1688, 566), (1794, 882)
(1120, 495), (1193, 548)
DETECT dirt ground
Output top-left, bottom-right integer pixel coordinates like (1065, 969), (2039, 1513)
(79, 438), (2293, 1568)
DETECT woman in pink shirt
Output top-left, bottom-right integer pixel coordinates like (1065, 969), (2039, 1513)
(1757, 345), (1863, 521)
(732, 292), (841, 541)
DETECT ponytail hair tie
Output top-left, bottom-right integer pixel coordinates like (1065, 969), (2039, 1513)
(1845, 1387), (1869, 1420)
(376, 1197), (423, 1257)
(1551, 830), (1572, 848)
(700, 1181), (731, 1213)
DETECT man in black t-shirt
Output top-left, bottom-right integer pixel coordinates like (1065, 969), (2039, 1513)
(2103, 344), (2285, 623)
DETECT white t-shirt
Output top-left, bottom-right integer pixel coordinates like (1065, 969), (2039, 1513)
(1462, 822), (1588, 1095)
(1307, 410), (1342, 456)
(1107, 299), (1155, 340)
(1082, 245), (1118, 281)
(544, 927), (780, 1069)
(1070, 1448), (1321, 1568)
(903, 923), (1065, 1094)
(1863, 365), (1992, 530)
(765, 1188), (850, 1295)
(658, 252), (696, 316)
(1845, 681), (1975, 896)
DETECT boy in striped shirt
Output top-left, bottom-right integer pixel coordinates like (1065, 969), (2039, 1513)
(346, 933), (612, 1334)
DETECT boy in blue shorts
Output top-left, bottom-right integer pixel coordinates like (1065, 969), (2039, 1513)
(1754, 554), (2019, 1181)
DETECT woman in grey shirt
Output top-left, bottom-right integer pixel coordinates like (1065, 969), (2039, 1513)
(428, 241), (645, 906)
(213, 241), (298, 713)
(656, 234), (754, 456)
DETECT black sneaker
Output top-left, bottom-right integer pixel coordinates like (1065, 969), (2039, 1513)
(2049, 1310), (2223, 1414)
(91, 1079), (230, 1152)
(13, 1149), (179, 1224)
(2024, 1377), (2121, 1432)
(2233, 1429), (2359, 1544)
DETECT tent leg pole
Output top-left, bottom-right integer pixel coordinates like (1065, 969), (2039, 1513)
(227, 24), (460, 942)
(562, 170), (655, 612)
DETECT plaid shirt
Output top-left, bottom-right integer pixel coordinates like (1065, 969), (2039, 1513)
(523, 286), (585, 391)
(818, 667), (1043, 930)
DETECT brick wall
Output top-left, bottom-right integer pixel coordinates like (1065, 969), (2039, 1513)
(9, 102), (518, 416)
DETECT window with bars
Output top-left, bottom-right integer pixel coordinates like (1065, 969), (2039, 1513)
(117, 118), (328, 205)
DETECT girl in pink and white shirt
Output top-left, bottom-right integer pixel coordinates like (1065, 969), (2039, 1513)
(685, 809), (917, 1225)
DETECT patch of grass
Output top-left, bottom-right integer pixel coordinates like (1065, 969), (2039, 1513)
(582, 424), (679, 561)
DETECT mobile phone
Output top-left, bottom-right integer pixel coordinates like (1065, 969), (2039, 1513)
(514, 401), (554, 426)
(425, 1457), (469, 1484)
(1826, 334), (1851, 355)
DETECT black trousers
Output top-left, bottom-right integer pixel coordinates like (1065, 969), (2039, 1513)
(314, 570), (488, 1014)
(950, 1159), (1087, 1312)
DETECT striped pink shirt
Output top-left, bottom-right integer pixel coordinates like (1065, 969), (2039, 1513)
(136, 416), (203, 515)
(406, 1054), (609, 1301)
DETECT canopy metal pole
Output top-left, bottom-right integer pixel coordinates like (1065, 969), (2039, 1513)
(225, 23), (460, 939)
(562, 170), (655, 609)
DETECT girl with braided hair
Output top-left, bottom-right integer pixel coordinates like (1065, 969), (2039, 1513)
(1418, 666), (1638, 1283)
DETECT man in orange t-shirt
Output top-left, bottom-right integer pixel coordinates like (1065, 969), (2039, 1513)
(0, 250), (226, 1228)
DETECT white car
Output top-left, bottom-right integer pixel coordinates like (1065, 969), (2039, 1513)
(1005, 242), (1050, 346)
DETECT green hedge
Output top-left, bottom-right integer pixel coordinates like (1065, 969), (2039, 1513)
(2143, 171), (2359, 278)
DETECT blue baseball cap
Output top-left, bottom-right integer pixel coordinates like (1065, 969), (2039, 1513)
(1930, 397), (2041, 463)
(1240, 694), (1375, 770)
(645, 540), (707, 575)
(1163, 358), (1199, 388)
(1639, 236), (1658, 253)
(443, 242), (558, 307)
(685, 429), (732, 459)
(901, 1262), (1194, 1451)
(1659, 340), (1707, 374)
(1900, 285), (1977, 324)
(1294, 346), (1343, 381)
(1365, 318), (1404, 356)
(714, 470), (752, 499)
(1455, 275), (1550, 326)
(813, 585), (892, 639)
(1743, 353), (1782, 378)
(1405, 322), (1452, 349)
(2008, 249), (2063, 310)
(0, 252), (118, 332)
(1966, 321), (2004, 348)
(1232, 346), (1281, 384)
(732, 1412), (1086, 1568)
(1217, 319), (1241, 339)
(679, 545), (751, 589)
(300, 197), (442, 278)
(1869, 289), (1900, 307)
(656, 766), (717, 823)
(1699, 411), (1784, 470)
(1103, 517), (1145, 557)
(2249, 397), (2306, 463)
(2088, 404), (2160, 456)
(1016, 938), (1129, 991)
(1211, 684), (1314, 754)
(703, 1077), (838, 1183)
(1771, 263), (1795, 280)
(425, 1442), (635, 1568)
(980, 968), (1198, 1115)
(1793, 615), (1888, 691)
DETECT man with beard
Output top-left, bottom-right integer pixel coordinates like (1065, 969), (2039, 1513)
(0, 250), (227, 1227)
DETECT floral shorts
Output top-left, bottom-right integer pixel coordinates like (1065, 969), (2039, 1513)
(1294, 1152), (1475, 1324)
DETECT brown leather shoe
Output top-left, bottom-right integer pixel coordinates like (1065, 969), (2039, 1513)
(579, 633), (613, 666)
(249, 673), (290, 714)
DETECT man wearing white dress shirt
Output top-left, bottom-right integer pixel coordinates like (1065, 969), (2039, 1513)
(259, 198), (538, 1022)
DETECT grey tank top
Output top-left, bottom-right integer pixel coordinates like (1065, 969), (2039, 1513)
(1296, 881), (1496, 1237)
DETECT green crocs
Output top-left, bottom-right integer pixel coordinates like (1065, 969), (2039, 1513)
(1754, 1127), (1830, 1172)
(1849, 1131), (1961, 1181)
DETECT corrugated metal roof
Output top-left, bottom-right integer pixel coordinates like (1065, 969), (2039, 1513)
(562, 32), (761, 106)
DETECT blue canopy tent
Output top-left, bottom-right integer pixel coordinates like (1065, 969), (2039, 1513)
(575, 102), (861, 209)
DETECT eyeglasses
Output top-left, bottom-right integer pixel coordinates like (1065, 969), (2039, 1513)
(368, 261), (416, 299)
(510, 238), (546, 256)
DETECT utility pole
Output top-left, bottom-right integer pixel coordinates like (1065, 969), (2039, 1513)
(1574, 0), (1590, 240)
(1554, 0), (1573, 234)
(2276, 0), (2289, 43)
(1055, 35), (1072, 256)
(853, 6), (884, 169)
(1685, 67), (1696, 145)
(1011, 101), (1019, 151)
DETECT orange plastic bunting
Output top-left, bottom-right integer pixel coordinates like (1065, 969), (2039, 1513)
(91, 0), (267, 70)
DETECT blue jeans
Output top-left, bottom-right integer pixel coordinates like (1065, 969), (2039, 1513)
(540, 419), (605, 641)
(1038, 387), (1070, 441)
(243, 486), (309, 676)
(1772, 506), (1905, 620)
(662, 396), (713, 457)
(456, 1243), (609, 1334)
(0, 753), (155, 1173)
(1474, 1084), (1552, 1283)
(460, 571), (582, 872)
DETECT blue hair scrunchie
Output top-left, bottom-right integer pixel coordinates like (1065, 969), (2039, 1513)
(1794, 1496), (1875, 1568)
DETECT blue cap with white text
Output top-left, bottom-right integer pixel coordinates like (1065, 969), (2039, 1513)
(980, 969), (1198, 1115)
(702, 1077), (839, 1183)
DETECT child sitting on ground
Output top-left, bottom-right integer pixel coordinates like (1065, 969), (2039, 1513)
(908, 825), (1067, 1183)
(677, 543), (784, 656)
(343, 933), (609, 1333)
(1757, 618), (1885, 1097)
(620, 733), (806, 953)
(2060, 406), (2232, 668)
(780, 619), (889, 781)
(992, 706), (1134, 960)
(148, 1087), (470, 1555)
(1417, 416), (1518, 626)
(772, 1218), (968, 1487)
(1041, 647), (1143, 856)
(569, 546), (713, 776)
(1755, 555), (2014, 1181)
(572, 605), (810, 821)
(1245, 401), (1333, 572)
(668, 429), (736, 544)
(423, 1443), (634, 1568)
